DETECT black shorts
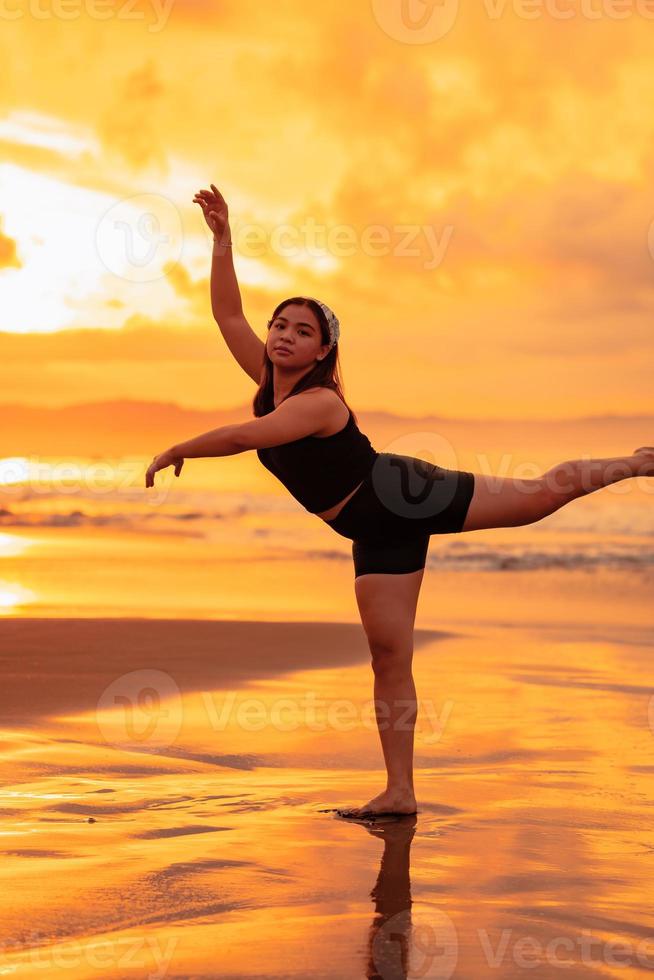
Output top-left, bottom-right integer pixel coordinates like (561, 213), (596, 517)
(325, 452), (475, 578)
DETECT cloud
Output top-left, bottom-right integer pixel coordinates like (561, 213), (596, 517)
(97, 59), (168, 172)
(1, 0), (653, 416)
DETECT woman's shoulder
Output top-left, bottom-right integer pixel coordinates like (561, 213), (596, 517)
(287, 385), (345, 410)
(306, 388), (351, 437)
(274, 386), (342, 409)
(275, 387), (349, 438)
(300, 384), (341, 398)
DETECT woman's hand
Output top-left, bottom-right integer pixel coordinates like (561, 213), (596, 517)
(145, 450), (184, 489)
(193, 183), (230, 239)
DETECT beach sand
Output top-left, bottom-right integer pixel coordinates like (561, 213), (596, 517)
(1, 568), (653, 978)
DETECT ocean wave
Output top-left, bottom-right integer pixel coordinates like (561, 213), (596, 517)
(425, 547), (654, 571)
(308, 542), (654, 572)
(1, 504), (652, 571)
(0, 508), (215, 532)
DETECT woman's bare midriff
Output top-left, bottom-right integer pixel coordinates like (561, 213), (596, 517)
(315, 479), (364, 522)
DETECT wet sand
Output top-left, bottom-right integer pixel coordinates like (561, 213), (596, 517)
(1, 570), (654, 978)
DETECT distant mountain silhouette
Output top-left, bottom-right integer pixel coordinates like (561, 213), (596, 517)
(1, 399), (651, 456)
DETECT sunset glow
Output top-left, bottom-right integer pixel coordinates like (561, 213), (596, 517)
(1, 7), (654, 975)
(1, 4), (653, 417)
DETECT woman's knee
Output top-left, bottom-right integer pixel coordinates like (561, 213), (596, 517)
(369, 641), (414, 677)
(365, 623), (414, 668)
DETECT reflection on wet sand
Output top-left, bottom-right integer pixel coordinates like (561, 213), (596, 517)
(1, 576), (653, 977)
(333, 813), (420, 980)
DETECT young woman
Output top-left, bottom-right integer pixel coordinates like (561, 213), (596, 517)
(146, 184), (654, 820)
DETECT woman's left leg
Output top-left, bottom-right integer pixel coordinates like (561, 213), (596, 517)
(462, 448), (654, 532)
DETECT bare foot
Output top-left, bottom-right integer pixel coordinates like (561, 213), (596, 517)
(633, 447), (654, 476)
(336, 787), (418, 819)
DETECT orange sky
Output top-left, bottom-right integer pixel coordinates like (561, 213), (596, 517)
(1, 0), (653, 419)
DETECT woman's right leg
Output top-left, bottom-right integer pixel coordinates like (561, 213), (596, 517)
(462, 449), (654, 532)
(337, 563), (425, 818)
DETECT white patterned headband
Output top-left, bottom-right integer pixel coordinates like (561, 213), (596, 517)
(308, 298), (340, 349)
(270, 299), (340, 349)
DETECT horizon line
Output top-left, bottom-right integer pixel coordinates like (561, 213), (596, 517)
(0, 398), (652, 426)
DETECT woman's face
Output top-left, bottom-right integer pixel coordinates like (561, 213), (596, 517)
(267, 303), (330, 367)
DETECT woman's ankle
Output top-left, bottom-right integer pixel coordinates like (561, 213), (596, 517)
(386, 781), (415, 794)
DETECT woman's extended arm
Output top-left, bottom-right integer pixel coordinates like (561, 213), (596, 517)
(144, 425), (243, 488)
(193, 184), (265, 383)
(144, 390), (338, 488)
(210, 228), (241, 321)
(193, 183), (240, 317)
(171, 424), (244, 460)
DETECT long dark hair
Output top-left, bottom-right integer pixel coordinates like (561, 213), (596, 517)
(252, 296), (357, 423)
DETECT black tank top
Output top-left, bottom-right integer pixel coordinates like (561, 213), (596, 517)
(256, 398), (379, 513)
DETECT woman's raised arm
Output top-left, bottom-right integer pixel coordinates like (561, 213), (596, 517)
(193, 183), (265, 384)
